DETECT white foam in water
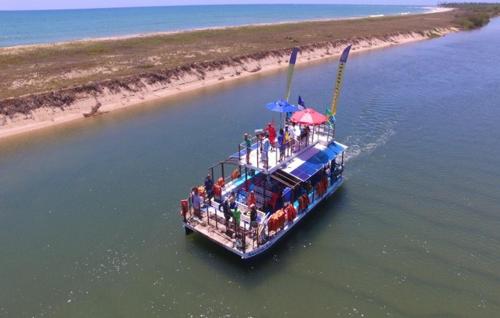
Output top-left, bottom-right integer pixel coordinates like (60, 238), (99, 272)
(344, 126), (395, 162)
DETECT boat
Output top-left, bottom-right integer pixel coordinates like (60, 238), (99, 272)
(179, 45), (352, 259)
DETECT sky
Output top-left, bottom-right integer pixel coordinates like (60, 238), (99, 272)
(0, 0), (497, 11)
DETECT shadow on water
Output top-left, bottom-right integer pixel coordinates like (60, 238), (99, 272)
(184, 187), (349, 286)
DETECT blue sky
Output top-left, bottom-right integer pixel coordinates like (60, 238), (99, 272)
(1, 0), (496, 11)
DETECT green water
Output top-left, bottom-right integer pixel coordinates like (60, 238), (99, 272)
(1, 20), (500, 318)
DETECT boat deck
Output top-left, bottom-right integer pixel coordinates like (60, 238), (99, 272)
(184, 176), (345, 258)
(230, 124), (335, 174)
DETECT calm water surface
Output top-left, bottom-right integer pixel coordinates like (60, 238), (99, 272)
(0, 4), (428, 47)
(0, 19), (499, 318)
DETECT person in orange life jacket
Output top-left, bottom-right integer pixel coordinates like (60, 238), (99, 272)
(247, 190), (256, 207)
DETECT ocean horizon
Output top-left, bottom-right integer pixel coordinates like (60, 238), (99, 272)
(0, 4), (431, 47)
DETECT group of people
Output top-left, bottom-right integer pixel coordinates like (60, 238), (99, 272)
(190, 174), (259, 236)
(219, 191), (258, 236)
(244, 122), (312, 167)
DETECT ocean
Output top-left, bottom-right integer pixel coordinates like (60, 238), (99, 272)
(0, 4), (430, 47)
(1, 16), (499, 317)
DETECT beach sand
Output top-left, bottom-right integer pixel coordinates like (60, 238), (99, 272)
(0, 27), (456, 140)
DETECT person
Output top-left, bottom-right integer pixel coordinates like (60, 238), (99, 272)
(244, 133), (252, 164)
(293, 123), (301, 143)
(232, 206), (241, 238)
(325, 163), (332, 186)
(304, 126), (311, 145)
(247, 190), (256, 207)
(266, 123), (276, 149)
(188, 187), (197, 216)
(219, 197), (232, 227)
(288, 123), (297, 152)
(229, 191), (237, 210)
(204, 174), (214, 204)
(278, 128), (285, 162)
(261, 134), (270, 167)
(249, 204), (258, 228)
(192, 188), (202, 218)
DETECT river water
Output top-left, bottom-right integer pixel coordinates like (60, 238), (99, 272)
(0, 19), (499, 318)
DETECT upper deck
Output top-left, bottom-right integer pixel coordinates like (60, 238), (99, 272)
(229, 123), (340, 175)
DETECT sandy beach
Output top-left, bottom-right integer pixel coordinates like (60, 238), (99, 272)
(1, 5), (496, 140)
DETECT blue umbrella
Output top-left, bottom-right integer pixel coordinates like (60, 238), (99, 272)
(265, 99), (299, 113)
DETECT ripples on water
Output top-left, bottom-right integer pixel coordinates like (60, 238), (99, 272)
(0, 18), (500, 318)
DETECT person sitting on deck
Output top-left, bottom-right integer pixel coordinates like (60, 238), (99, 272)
(266, 123), (276, 150)
(246, 190), (257, 207)
(204, 174), (214, 204)
(244, 133), (252, 164)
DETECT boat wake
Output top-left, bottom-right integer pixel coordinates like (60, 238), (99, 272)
(341, 96), (400, 162)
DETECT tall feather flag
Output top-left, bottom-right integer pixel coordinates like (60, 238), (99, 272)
(285, 47), (300, 102)
(329, 45), (352, 118)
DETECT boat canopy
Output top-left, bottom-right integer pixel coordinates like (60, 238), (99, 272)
(283, 142), (347, 182)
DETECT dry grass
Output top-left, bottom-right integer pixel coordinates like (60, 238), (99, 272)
(0, 11), (460, 101)
(1, 4), (499, 113)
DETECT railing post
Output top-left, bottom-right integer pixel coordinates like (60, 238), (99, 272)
(243, 226), (246, 252)
(256, 139), (260, 168)
(206, 206), (210, 225)
(221, 162), (225, 181)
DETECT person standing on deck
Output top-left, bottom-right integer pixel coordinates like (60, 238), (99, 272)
(304, 126), (311, 145)
(294, 123), (301, 151)
(229, 191), (237, 210)
(192, 188), (202, 219)
(219, 198), (232, 229)
(249, 204), (258, 228)
(278, 128), (286, 162)
(247, 190), (257, 207)
(188, 187), (197, 216)
(244, 133), (251, 164)
(261, 134), (270, 167)
(204, 174), (214, 204)
(266, 123), (276, 150)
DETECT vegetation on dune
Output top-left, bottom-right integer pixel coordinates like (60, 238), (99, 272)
(1, 3), (499, 118)
(441, 2), (500, 29)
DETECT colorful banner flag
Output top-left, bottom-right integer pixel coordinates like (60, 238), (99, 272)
(285, 47), (300, 102)
(330, 45), (352, 116)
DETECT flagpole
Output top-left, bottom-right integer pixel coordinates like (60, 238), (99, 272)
(283, 47), (300, 129)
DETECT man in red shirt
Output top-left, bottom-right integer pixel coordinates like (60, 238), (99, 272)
(266, 123), (276, 149)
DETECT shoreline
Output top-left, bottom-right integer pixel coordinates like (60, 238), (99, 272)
(0, 7), (452, 51)
(0, 27), (456, 141)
